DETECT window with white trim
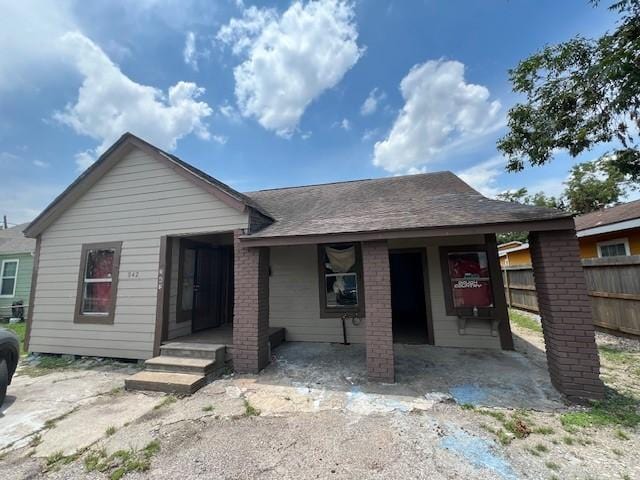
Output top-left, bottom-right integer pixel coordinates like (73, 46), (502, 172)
(597, 238), (630, 258)
(0, 259), (19, 297)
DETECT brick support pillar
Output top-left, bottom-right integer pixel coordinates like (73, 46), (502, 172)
(362, 240), (394, 383)
(232, 230), (270, 374)
(529, 229), (604, 401)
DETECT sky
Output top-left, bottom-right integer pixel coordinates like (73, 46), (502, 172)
(0, 0), (624, 225)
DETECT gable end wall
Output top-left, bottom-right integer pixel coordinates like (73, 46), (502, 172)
(29, 148), (249, 359)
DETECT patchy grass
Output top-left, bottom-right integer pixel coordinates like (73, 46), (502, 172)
(532, 426), (554, 435)
(545, 461), (560, 471)
(29, 434), (42, 448)
(153, 395), (177, 410)
(106, 426), (117, 436)
(509, 309), (542, 333)
(533, 443), (548, 453)
(43, 408), (76, 430)
(45, 449), (82, 471)
(560, 390), (640, 429)
(244, 400), (260, 417)
(85, 441), (160, 480)
(4, 322), (26, 355)
(202, 405), (214, 412)
(19, 355), (77, 377)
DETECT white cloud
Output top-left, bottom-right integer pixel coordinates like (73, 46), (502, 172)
(456, 156), (506, 197)
(33, 160), (50, 168)
(373, 59), (502, 174)
(217, 0), (363, 137)
(360, 87), (385, 116)
(341, 118), (351, 131)
(183, 31), (198, 70)
(54, 32), (214, 171)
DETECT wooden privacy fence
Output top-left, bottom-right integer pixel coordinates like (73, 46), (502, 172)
(502, 255), (640, 336)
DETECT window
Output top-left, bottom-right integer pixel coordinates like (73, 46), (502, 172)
(74, 242), (122, 324)
(318, 243), (365, 318)
(440, 246), (494, 316)
(597, 238), (630, 258)
(0, 259), (19, 297)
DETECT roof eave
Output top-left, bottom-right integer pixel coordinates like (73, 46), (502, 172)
(238, 217), (575, 247)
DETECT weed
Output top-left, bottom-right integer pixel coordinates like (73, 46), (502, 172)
(106, 426), (117, 436)
(20, 355), (76, 377)
(153, 395), (177, 410)
(622, 474), (631, 480)
(560, 390), (640, 429)
(477, 409), (506, 422)
(460, 403), (475, 410)
(45, 450), (81, 471)
(108, 386), (124, 396)
(202, 405), (214, 412)
(545, 461), (560, 471)
(509, 310), (542, 333)
(533, 426), (554, 435)
(29, 434), (42, 448)
(527, 447), (541, 457)
(534, 443), (548, 453)
(599, 346), (639, 368)
(562, 435), (575, 446)
(244, 400), (260, 417)
(615, 429), (630, 440)
(495, 429), (512, 446)
(504, 418), (531, 439)
(612, 448), (623, 456)
(84, 441), (160, 479)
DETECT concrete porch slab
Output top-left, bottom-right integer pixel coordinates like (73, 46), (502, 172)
(251, 342), (563, 411)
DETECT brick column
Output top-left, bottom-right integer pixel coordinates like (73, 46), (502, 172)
(362, 240), (394, 382)
(529, 229), (604, 401)
(232, 231), (270, 374)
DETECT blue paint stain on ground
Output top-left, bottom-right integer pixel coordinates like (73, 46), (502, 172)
(440, 426), (519, 480)
(449, 384), (488, 406)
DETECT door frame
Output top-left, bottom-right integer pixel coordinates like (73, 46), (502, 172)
(388, 248), (435, 345)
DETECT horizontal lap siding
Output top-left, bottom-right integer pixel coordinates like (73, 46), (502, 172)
(29, 149), (248, 359)
(269, 245), (366, 343)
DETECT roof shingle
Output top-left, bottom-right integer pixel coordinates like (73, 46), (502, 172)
(244, 172), (570, 239)
(574, 199), (640, 232)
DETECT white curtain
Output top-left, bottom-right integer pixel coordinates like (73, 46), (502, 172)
(325, 246), (356, 273)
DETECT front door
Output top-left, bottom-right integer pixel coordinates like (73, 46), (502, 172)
(389, 250), (432, 344)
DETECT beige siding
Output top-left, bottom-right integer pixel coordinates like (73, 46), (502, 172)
(29, 148), (248, 359)
(270, 236), (500, 349)
(269, 245), (366, 343)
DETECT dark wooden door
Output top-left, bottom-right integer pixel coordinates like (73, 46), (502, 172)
(192, 248), (215, 332)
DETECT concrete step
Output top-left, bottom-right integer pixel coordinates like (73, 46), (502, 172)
(160, 342), (226, 362)
(144, 356), (218, 375)
(125, 371), (206, 395)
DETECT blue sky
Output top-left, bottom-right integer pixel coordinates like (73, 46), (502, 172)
(0, 0), (622, 224)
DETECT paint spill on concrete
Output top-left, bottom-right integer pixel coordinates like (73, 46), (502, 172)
(440, 425), (518, 480)
(449, 384), (488, 405)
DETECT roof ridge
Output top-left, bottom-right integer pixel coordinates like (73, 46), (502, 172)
(245, 170), (454, 194)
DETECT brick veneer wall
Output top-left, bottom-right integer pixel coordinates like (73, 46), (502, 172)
(529, 229), (604, 401)
(232, 230), (270, 374)
(362, 240), (394, 382)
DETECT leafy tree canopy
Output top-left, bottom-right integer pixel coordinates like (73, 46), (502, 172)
(497, 0), (640, 180)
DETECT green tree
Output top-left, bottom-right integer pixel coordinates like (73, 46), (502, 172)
(564, 159), (630, 213)
(495, 188), (564, 243)
(497, 0), (640, 180)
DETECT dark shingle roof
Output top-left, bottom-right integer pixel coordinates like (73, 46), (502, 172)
(0, 223), (36, 254)
(574, 199), (640, 232)
(244, 172), (570, 239)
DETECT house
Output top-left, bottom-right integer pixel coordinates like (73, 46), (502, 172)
(0, 223), (36, 320)
(574, 199), (640, 258)
(498, 199), (640, 265)
(23, 133), (603, 401)
(498, 241), (531, 267)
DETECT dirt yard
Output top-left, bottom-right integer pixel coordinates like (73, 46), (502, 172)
(1, 313), (639, 480)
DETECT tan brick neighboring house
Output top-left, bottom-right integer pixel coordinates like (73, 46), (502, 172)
(23, 133), (603, 401)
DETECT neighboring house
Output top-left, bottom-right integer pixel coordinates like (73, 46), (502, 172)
(575, 200), (640, 258)
(23, 133), (604, 401)
(0, 224), (35, 320)
(498, 241), (531, 267)
(499, 199), (640, 265)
